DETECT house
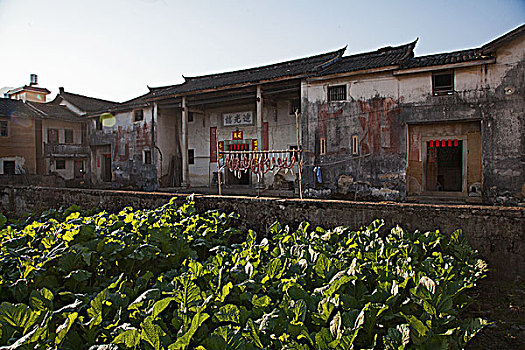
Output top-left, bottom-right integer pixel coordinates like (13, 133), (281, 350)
(301, 24), (524, 204)
(1, 78), (117, 186)
(110, 24), (520, 204)
(4, 74), (50, 103)
(0, 98), (44, 175)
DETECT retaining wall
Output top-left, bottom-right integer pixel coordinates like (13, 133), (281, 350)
(1, 186), (523, 281)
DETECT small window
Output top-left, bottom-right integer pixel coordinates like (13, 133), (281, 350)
(0, 121), (7, 137)
(3, 161), (15, 175)
(134, 109), (144, 122)
(432, 70), (454, 95)
(320, 138), (326, 155)
(352, 135), (359, 155)
(55, 159), (66, 170)
(188, 149), (195, 165)
(48, 128), (58, 144)
(64, 129), (73, 144)
(144, 150), (152, 164)
(289, 99), (301, 115)
(328, 85), (347, 101)
(188, 112), (194, 123)
(96, 119), (102, 130)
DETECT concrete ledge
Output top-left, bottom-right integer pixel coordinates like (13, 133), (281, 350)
(1, 185), (523, 281)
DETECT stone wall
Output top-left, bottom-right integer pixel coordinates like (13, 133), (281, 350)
(1, 186), (523, 281)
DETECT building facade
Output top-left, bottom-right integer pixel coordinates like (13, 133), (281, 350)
(2, 26), (523, 205)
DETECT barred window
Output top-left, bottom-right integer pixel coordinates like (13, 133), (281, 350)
(328, 85), (347, 101)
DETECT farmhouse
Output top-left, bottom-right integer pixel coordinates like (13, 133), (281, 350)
(1, 25), (523, 205)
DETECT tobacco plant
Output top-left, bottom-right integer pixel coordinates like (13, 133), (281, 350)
(0, 198), (487, 349)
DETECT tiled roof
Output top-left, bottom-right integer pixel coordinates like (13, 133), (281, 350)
(400, 48), (492, 69)
(6, 85), (51, 96)
(317, 41), (417, 76)
(148, 48), (346, 98)
(0, 98), (42, 119)
(27, 102), (84, 122)
(54, 90), (118, 113)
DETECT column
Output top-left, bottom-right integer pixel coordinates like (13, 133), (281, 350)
(256, 85), (263, 149)
(181, 96), (189, 187)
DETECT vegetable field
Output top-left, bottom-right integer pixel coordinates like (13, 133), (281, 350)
(0, 198), (487, 349)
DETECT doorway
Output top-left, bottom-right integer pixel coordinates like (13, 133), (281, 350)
(74, 160), (84, 179)
(226, 142), (250, 185)
(101, 154), (112, 182)
(425, 139), (463, 192)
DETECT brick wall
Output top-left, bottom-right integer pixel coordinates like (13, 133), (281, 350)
(1, 186), (523, 281)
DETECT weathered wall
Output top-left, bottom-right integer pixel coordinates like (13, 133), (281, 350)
(42, 119), (85, 180)
(0, 186), (523, 282)
(301, 76), (406, 201)
(89, 107), (157, 190)
(301, 36), (524, 205)
(0, 115), (36, 174)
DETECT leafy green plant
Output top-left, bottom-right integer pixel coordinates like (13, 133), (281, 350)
(0, 198), (487, 349)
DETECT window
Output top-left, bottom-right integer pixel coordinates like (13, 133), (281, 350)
(96, 119), (102, 130)
(188, 149), (195, 165)
(48, 128), (58, 144)
(432, 70), (454, 95)
(352, 135), (359, 155)
(0, 121), (7, 137)
(144, 150), (152, 164)
(55, 159), (66, 170)
(188, 112), (194, 123)
(289, 99), (301, 115)
(64, 129), (73, 144)
(134, 109), (144, 122)
(320, 138), (326, 155)
(328, 85), (347, 101)
(3, 161), (15, 175)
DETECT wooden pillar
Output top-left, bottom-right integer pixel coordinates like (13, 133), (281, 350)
(256, 85), (263, 148)
(181, 96), (189, 187)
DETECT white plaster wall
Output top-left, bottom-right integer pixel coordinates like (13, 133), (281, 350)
(156, 107), (178, 185)
(188, 110), (212, 186)
(486, 36), (525, 89)
(186, 99), (299, 188)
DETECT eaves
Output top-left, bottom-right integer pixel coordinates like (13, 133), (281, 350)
(146, 74), (307, 103)
(394, 58), (496, 75)
(305, 65), (400, 83)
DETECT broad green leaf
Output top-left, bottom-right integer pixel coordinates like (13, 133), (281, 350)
(55, 312), (78, 346)
(314, 253), (332, 280)
(252, 295), (271, 309)
(29, 288), (54, 311)
(151, 297), (176, 319)
(216, 304), (240, 324)
(170, 311), (210, 350)
(141, 316), (165, 350)
(247, 318), (263, 349)
(175, 276), (202, 313)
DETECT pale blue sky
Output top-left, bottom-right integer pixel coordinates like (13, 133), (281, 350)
(0, 0), (523, 102)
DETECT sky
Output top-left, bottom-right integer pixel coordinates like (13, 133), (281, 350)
(0, 0), (524, 102)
